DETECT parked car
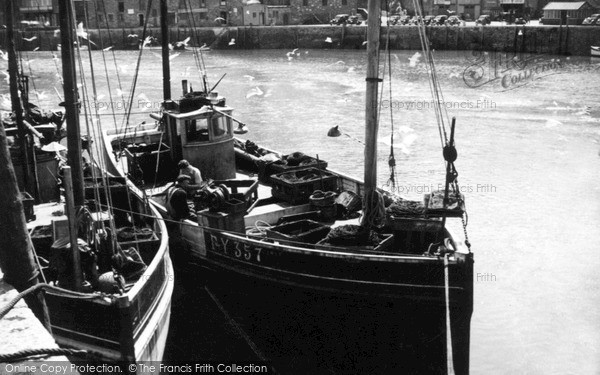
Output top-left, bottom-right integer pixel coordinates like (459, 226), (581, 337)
(514, 17), (527, 25)
(409, 16), (422, 25)
(424, 15), (436, 25)
(388, 15), (401, 25)
(433, 15), (448, 25)
(330, 14), (350, 25)
(397, 15), (411, 25)
(582, 14), (600, 25)
(347, 15), (361, 25)
(476, 15), (491, 25)
(445, 15), (463, 25)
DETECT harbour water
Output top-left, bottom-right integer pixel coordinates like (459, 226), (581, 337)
(1, 48), (599, 373)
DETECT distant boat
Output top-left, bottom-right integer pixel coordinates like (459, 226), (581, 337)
(2, 0), (173, 367)
(591, 46), (600, 57)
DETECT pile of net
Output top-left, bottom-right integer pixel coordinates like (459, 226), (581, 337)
(385, 197), (426, 217)
(278, 170), (321, 183)
(317, 224), (383, 247)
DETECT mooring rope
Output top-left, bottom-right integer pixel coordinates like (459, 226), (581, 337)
(0, 348), (89, 362)
(444, 252), (455, 375)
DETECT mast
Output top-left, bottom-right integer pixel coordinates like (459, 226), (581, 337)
(0, 0), (51, 332)
(363, 0), (382, 227)
(6, 0), (31, 196)
(160, 0), (171, 100)
(58, 0), (85, 206)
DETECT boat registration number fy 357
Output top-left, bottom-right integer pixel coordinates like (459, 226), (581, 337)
(209, 234), (263, 263)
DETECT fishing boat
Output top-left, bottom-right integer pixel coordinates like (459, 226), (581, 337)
(591, 46), (600, 57)
(102, 0), (473, 373)
(0, 0), (173, 366)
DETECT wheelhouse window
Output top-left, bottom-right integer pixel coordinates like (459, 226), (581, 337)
(182, 114), (232, 143)
(185, 118), (209, 142)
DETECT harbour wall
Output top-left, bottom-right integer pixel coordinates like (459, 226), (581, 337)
(2, 25), (600, 56)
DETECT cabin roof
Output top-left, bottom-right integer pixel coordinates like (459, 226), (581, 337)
(543, 1), (588, 10)
(164, 105), (234, 120)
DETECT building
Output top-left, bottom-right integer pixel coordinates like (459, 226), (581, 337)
(542, 1), (596, 23)
(18, 0), (59, 27)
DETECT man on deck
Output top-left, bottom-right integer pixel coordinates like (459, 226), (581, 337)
(178, 159), (202, 185)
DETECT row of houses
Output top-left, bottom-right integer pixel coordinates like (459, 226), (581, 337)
(1, 0), (599, 27)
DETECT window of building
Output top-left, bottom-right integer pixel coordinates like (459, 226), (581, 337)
(98, 14), (104, 23)
(253, 12), (257, 18)
(118, 2), (125, 12)
(152, 8), (157, 17)
(303, 0), (308, 5)
(199, 12), (207, 19)
(118, 13), (124, 21)
(108, 13), (114, 22)
(342, 0), (347, 4)
(139, 0), (145, 10)
(322, 0), (327, 6)
(273, 10), (279, 17)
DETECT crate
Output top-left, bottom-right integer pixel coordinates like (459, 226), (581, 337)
(259, 155), (328, 182)
(271, 168), (338, 204)
(20, 192), (35, 222)
(317, 233), (394, 252)
(212, 179), (259, 212)
(266, 219), (331, 244)
(386, 216), (442, 254)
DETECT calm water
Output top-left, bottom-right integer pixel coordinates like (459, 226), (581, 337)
(2, 48), (600, 374)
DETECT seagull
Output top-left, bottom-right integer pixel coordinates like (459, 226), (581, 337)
(325, 37), (333, 43)
(228, 38), (236, 46)
(127, 33), (139, 39)
(379, 126), (418, 155)
(0, 50), (8, 61)
(347, 67), (355, 73)
(33, 47), (40, 51)
(116, 88), (124, 97)
(169, 53), (181, 61)
(245, 86), (264, 99)
(32, 90), (47, 100)
(449, 72), (460, 78)
(362, 41), (368, 46)
(408, 52), (421, 67)
(23, 36), (38, 42)
(53, 29), (60, 37)
(1, 71), (9, 84)
(103, 46), (113, 51)
(142, 36), (153, 48)
(51, 53), (59, 62)
(243, 74), (255, 81)
(215, 17), (226, 23)
(76, 23), (97, 46)
(174, 36), (190, 49)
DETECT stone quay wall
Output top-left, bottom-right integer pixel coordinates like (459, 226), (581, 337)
(2, 25), (600, 56)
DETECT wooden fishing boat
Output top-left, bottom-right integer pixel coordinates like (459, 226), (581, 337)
(591, 46), (600, 57)
(101, 0), (473, 372)
(0, 0), (173, 366)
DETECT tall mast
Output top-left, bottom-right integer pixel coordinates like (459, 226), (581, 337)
(1, 0), (51, 332)
(160, 0), (171, 100)
(58, 0), (84, 206)
(363, 0), (382, 226)
(6, 0), (31, 195)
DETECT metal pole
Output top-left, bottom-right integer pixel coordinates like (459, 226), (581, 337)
(363, 0), (381, 227)
(58, 0), (85, 206)
(6, 0), (31, 196)
(161, 0), (171, 100)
